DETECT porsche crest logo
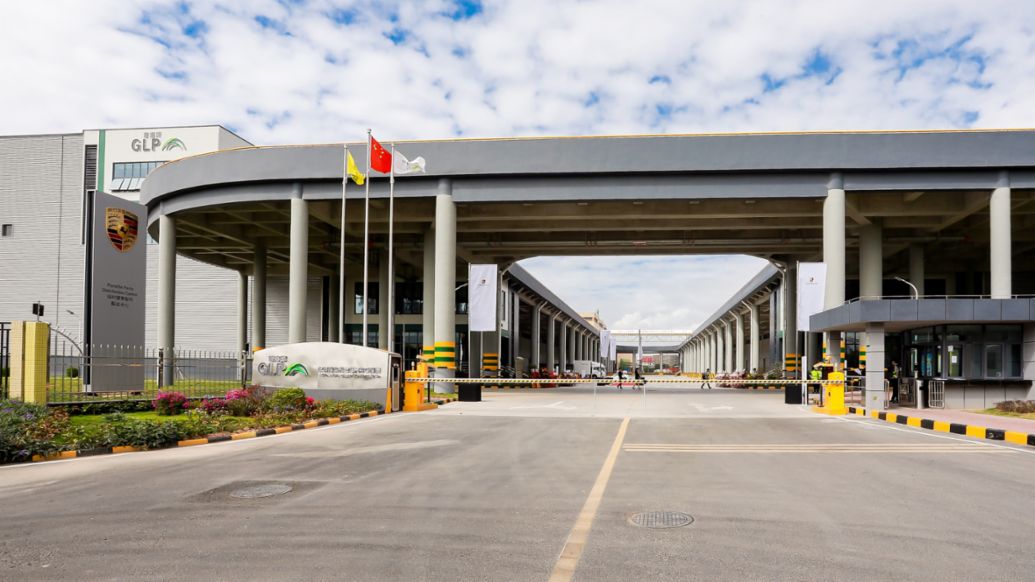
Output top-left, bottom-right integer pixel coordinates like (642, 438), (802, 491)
(106, 208), (139, 252)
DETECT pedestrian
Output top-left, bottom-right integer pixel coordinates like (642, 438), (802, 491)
(702, 368), (712, 389)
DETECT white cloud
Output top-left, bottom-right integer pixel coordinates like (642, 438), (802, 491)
(4, 1), (1035, 328)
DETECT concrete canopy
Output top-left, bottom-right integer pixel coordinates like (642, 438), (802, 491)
(141, 130), (1035, 278)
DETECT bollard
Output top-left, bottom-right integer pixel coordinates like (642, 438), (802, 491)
(8, 321), (49, 404)
(404, 367), (438, 412)
(815, 372), (846, 415)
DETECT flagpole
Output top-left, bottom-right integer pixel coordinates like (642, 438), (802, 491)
(362, 129), (371, 347)
(387, 143), (396, 354)
(339, 144), (348, 344)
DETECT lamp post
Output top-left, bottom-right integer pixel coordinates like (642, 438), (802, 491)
(893, 276), (919, 300)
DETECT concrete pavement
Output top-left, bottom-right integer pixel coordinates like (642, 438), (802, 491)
(3, 387), (1035, 581)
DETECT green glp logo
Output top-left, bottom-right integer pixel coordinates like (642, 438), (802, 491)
(162, 137), (187, 151)
(284, 363), (309, 377)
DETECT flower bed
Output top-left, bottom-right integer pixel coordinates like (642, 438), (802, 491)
(0, 386), (378, 464)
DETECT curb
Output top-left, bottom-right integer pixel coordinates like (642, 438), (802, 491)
(845, 406), (1035, 448)
(31, 408), (387, 462)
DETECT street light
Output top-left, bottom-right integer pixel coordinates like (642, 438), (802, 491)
(893, 276), (919, 300)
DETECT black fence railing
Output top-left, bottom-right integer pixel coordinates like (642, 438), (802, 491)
(47, 329), (250, 404)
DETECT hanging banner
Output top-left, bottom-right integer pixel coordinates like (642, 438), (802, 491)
(599, 330), (611, 358)
(609, 334), (618, 361)
(796, 262), (827, 332)
(468, 264), (498, 332)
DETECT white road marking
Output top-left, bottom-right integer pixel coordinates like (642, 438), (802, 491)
(834, 415), (1035, 456)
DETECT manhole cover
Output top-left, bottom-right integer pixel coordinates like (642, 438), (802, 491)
(629, 511), (693, 529)
(229, 483), (293, 499)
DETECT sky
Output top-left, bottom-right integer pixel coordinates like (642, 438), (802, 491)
(4, 0), (1035, 330)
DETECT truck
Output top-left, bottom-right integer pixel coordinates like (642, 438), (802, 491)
(572, 359), (606, 378)
(253, 342), (402, 411)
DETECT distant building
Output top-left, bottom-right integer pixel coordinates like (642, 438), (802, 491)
(580, 311), (607, 331)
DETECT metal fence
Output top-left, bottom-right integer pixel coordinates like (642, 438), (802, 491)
(47, 329), (250, 404)
(0, 322), (10, 400)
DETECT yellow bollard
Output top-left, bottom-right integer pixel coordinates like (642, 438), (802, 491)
(814, 371), (846, 415)
(404, 368), (437, 412)
(9, 321), (49, 404)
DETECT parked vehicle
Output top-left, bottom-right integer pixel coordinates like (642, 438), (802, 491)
(572, 359), (606, 378)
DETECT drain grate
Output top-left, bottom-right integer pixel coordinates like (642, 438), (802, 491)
(628, 511), (693, 529)
(229, 483), (293, 499)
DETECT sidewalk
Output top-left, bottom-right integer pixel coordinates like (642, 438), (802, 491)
(888, 406), (1035, 434)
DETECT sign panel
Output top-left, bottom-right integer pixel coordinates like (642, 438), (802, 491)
(87, 191), (147, 390)
(796, 262), (828, 332)
(468, 264), (498, 332)
(253, 342), (393, 407)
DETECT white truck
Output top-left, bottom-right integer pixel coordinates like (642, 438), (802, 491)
(572, 359), (606, 378)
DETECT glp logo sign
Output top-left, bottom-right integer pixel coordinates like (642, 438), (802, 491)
(131, 131), (186, 153)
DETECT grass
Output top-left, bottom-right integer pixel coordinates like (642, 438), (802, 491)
(976, 408), (1035, 421)
(69, 411), (257, 429)
(47, 378), (243, 403)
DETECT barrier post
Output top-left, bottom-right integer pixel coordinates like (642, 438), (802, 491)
(815, 371), (846, 415)
(404, 363), (438, 412)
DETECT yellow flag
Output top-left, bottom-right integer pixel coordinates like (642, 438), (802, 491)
(346, 151), (365, 185)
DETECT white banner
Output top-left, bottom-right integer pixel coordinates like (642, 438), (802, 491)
(599, 330), (611, 358)
(796, 262), (828, 332)
(609, 334), (617, 361)
(468, 264), (498, 332)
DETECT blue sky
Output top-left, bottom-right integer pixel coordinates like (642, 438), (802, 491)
(2, 0), (1034, 329)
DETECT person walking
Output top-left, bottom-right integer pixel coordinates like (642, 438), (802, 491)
(702, 368), (713, 389)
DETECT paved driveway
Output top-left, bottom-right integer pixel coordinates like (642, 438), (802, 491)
(3, 387), (1034, 581)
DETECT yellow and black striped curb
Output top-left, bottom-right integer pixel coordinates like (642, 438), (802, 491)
(31, 408), (387, 462)
(413, 377), (840, 385)
(846, 406), (1035, 447)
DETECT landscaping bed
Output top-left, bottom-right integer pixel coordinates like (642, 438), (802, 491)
(1, 387), (378, 464)
(977, 400), (1035, 421)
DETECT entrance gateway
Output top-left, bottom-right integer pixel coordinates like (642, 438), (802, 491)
(142, 130), (1035, 408)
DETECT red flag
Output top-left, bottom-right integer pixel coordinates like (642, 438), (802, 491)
(369, 135), (392, 174)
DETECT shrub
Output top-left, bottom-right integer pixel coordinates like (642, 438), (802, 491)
(197, 397), (229, 415)
(65, 367), (79, 378)
(62, 400), (152, 415)
(224, 387), (263, 417)
(266, 387), (308, 412)
(152, 391), (189, 416)
(0, 400), (71, 463)
(996, 400), (1035, 414)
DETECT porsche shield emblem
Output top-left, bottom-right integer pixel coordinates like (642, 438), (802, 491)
(106, 208), (139, 252)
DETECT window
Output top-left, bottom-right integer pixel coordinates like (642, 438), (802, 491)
(1, 224), (11, 237)
(354, 281), (379, 314)
(111, 161), (165, 191)
(985, 344), (1003, 379)
(456, 284), (468, 315)
(345, 324), (378, 347)
(395, 282), (423, 314)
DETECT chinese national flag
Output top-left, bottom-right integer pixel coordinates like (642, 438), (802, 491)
(370, 135), (392, 174)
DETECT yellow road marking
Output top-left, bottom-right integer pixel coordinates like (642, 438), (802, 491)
(622, 443), (1014, 454)
(549, 417), (630, 582)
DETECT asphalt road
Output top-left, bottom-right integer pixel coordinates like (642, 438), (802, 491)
(3, 385), (1035, 581)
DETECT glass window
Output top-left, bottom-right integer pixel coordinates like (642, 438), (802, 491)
(985, 344), (1003, 379)
(456, 284), (468, 315)
(946, 343), (963, 378)
(1008, 344), (1022, 378)
(354, 281), (379, 314)
(985, 325), (1021, 343)
(967, 345), (982, 378)
(945, 325), (980, 343)
(395, 282), (422, 314)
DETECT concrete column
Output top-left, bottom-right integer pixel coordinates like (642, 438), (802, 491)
(237, 271), (248, 352)
(724, 320), (733, 372)
(990, 172), (1012, 299)
(749, 302), (760, 372)
(530, 304), (542, 369)
(512, 293), (521, 369)
(547, 315), (556, 371)
(859, 219), (883, 300)
(433, 180), (456, 376)
(560, 320), (568, 372)
(864, 323), (886, 411)
(734, 312), (745, 372)
(783, 264), (798, 376)
(713, 330), (720, 372)
(829, 330), (843, 370)
(378, 250), (389, 350)
(158, 215), (176, 387)
(824, 173), (846, 309)
(568, 326), (576, 364)
(252, 244), (266, 350)
(909, 244), (925, 296)
(288, 187), (308, 344)
(422, 225), (435, 360)
(327, 275), (339, 343)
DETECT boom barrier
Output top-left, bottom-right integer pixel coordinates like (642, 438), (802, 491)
(410, 377), (840, 385)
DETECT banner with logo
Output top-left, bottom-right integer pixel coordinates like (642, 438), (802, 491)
(86, 191), (147, 390)
(468, 264), (498, 332)
(796, 262), (828, 332)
